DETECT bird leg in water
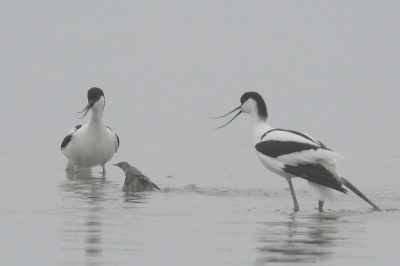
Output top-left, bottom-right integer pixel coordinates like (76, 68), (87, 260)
(101, 164), (106, 177)
(318, 200), (324, 212)
(288, 179), (299, 212)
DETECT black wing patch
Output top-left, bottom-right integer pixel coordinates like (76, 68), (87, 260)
(255, 140), (320, 158)
(283, 163), (347, 193)
(61, 125), (82, 150)
(115, 134), (120, 148)
(106, 126), (120, 148)
(260, 129), (331, 150)
(285, 130), (319, 145)
(61, 134), (72, 150)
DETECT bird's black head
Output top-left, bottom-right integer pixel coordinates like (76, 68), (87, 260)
(212, 91), (268, 128)
(87, 87), (105, 102)
(77, 87), (106, 119)
(240, 91), (268, 119)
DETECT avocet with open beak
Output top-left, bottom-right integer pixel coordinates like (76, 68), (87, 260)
(61, 87), (120, 174)
(214, 91), (381, 212)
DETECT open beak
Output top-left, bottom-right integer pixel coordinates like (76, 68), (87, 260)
(77, 101), (94, 119)
(211, 106), (242, 129)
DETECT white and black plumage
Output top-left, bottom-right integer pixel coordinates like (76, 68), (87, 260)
(61, 87), (120, 173)
(214, 91), (381, 212)
(113, 162), (161, 192)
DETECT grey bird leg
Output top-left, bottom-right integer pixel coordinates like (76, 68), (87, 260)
(318, 200), (324, 212)
(101, 164), (106, 176)
(288, 179), (299, 212)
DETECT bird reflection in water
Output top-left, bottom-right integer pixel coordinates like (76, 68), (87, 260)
(61, 171), (109, 260)
(255, 213), (344, 265)
(85, 215), (102, 257)
(60, 171), (151, 262)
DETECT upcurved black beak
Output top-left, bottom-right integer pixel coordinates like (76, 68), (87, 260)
(211, 106), (242, 129)
(77, 101), (94, 119)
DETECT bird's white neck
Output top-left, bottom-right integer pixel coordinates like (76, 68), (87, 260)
(241, 98), (271, 143)
(251, 113), (273, 144)
(88, 97), (105, 127)
(88, 108), (104, 126)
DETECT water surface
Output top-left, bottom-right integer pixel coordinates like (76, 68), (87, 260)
(1, 1), (400, 265)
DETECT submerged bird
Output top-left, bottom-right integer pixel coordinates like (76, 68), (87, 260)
(113, 162), (161, 192)
(61, 87), (120, 173)
(214, 91), (381, 212)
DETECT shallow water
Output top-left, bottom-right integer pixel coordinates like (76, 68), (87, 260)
(1, 154), (399, 265)
(1, 1), (400, 265)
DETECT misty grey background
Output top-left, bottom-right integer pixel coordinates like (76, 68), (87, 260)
(1, 1), (399, 265)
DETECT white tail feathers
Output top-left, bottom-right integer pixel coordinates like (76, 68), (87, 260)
(308, 181), (341, 202)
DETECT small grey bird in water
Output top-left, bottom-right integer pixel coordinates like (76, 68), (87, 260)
(113, 162), (161, 192)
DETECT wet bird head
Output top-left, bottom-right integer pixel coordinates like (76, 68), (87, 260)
(113, 161), (131, 171)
